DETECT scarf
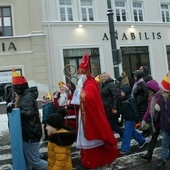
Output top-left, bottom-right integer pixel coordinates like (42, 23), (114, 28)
(131, 78), (144, 96)
(149, 90), (162, 133)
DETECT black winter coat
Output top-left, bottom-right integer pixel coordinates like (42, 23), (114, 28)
(142, 66), (153, 83)
(17, 87), (42, 142)
(121, 94), (138, 121)
(133, 81), (148, 121)
(100, 78), (119, 119)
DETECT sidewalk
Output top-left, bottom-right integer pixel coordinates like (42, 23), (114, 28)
(0, 114), (10, 145)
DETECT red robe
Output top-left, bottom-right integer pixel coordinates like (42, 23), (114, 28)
(79, 76), (119, 168)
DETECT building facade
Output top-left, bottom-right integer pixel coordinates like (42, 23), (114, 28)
(0, 0), (170, 102)
(0, 0), (48, 102)
(41, 0), (170, 93)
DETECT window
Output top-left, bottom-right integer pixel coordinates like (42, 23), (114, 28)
(115, 1), (127, 21)
(133, 1), (144, 21)
(161, 4), (170, 22)
(0, 7), (13, 36)
(81, 0), (94, 21)
(121, 46), (150, 77)
(59, 0), (73, 21)
(63, 48), (101, 85)
(166, 45), (170, 69)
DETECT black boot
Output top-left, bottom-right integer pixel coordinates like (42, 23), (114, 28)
(142, 129), (150, 138)
(155, 159), (166, 170)
(140, 149), (153, 162)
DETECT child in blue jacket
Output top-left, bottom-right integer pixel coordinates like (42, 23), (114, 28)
(42, 93), (56, 141)
(119, 85), (146, 154)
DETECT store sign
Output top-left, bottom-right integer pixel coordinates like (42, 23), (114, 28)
(102, 31), (161, 41)
(0, 70), (21, 83)
(0, 42), (17, 51)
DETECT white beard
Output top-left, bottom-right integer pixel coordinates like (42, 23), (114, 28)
(58, 92), (68, 106)
(71, 74), (87, 105)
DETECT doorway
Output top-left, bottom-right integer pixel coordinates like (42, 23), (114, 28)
(121, 46), (151, 78)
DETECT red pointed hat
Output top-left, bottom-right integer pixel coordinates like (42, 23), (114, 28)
(78, 53), (90, 75)
(161, 72), (170, 92)
(12, 68), (27, 85)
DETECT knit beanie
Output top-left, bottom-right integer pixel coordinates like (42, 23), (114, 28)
(120, 85), (131, 95)
(161, 72), (170, 92)
(46, 108), (67, 129)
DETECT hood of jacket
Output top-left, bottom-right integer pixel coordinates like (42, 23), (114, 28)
(142, 66), (151, 75)
(133, 70), (144, 81)
(146, 79), (160, 92)
(48, 126), (77, 146)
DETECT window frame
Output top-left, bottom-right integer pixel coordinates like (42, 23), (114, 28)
(59, 0), (74, 21)
(80, 0), (94, 21)
(115, 1), (127, 22)
(0, 6), (13, 36)
(161, 3), (170, 22)
(132, 1), (144, 22)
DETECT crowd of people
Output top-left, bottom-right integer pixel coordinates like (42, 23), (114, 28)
(5, 54), (170, 170)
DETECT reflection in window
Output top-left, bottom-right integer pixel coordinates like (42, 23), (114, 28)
(0, 7), (12, 36)
(81, 0), (94, 21)
(59, 0), (73, 21)
(161, 4), (170, 22)
(133, 1), (144, 21)
(115, 1), (127, 21)
(63, 48), (101, 85)
(166, 45), (170, 69)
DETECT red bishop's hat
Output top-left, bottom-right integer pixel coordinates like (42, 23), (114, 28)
(161, 72), (170, 92)
(12, 68), (27, 85)
(77, 53), (90, 75)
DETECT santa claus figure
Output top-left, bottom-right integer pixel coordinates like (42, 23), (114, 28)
(71, 53), (119, 169)
(53, 82), (78, 131)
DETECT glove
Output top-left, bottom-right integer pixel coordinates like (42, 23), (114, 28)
(155, 104), (160, 112)
(141, 120), (149, 130)
(6, 102), (14, 113)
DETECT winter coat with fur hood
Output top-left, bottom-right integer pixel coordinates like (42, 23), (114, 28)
(47, 126), (76, 170)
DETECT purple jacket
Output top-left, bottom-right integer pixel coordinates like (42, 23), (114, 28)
(142, 94), (161, 128)
(142, 79), (161, 128)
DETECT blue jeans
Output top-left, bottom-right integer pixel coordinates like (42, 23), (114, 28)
(161, 130), (170, 161)
(109, 119), (124, 137)
(121, 120), (145, 152)
(23, 141), (47, 170)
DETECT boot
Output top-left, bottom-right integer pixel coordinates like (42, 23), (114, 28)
(155, 159), (166, 170)
(142, 129), (150, 138)
(140, 149), (153, 162)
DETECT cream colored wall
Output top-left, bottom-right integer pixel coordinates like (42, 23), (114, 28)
(0, 0), (49, 100)
(42, 0), (170, 91)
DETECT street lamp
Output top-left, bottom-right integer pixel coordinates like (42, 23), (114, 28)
(107, 0), (119, 78)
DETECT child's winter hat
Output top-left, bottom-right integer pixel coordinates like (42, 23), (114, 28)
(12, 68), (28, 95)
(44, 92), (52, 101)
(58, 81), (65, 88)
(12, 68), (27, 85)
(161, 72), (170, 92)
(120, 85), (131, 95)
(46, 108), (67, 129)
(146, 80), (160, 92)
